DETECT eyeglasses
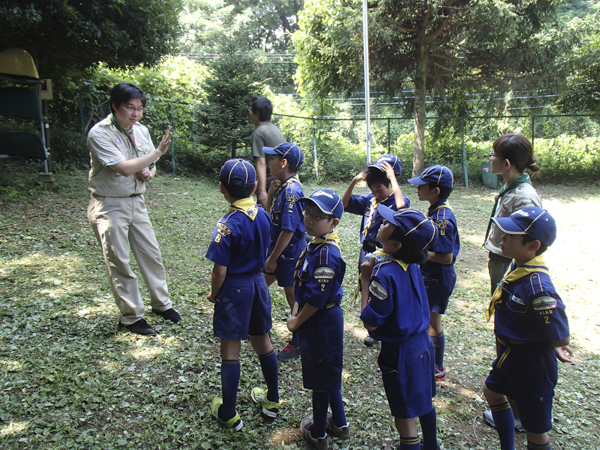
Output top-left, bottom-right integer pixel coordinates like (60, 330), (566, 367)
(123, 104), (144, 113)
(304, 211), (333, 222)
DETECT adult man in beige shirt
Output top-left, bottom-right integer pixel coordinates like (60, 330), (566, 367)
(87, 82), (181, 335)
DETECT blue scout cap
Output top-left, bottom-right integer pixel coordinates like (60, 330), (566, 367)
(369, 154), (402, 175)
(377, 206), (437, 250)
(262, 142), (304, 168)
(219, 158), (256, 187)
(491, 207), (557, 246)
(300, 189), (343, 220)
(408, 165), (455, 188)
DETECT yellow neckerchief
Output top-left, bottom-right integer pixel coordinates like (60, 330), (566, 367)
(229, 198), (258, 221)
(270, 175), (301, 214)
(486, 255), (550, 321)
(294, 231), (340, 281)
(352, 249), (409, 302)
(428, 199), (453, 216)
(362, 192), (394, 240)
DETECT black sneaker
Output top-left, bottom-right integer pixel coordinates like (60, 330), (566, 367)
(364, 335), (378, 347)
(152, 308), (181, 324)
(277, 343), (300, 361)
(118, 318), (157, 336)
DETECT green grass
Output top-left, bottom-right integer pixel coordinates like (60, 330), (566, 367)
(1, 164), (599, 449)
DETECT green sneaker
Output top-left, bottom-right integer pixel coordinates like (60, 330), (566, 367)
(211, 397), (243, 431)
(251, 387), (280, 418)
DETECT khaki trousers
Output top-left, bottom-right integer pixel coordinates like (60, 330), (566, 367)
(88, 194), (171, 325)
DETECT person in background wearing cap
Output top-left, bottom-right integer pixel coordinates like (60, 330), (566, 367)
(359, 207), (440, 450)
(287, 189), (349, 450)
(483, 133), (543, 431)
(342, 154), (410, 347)
(408, 165), (460, 382)
(262, 143), (307, 361)
(206, 159), (280, 431)
(483, 207), (572, 450)
(87, 82), (180, 336)
(249, 97), (285, 209)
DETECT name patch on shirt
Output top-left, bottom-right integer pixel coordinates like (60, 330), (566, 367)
(314, 267), (335, 280)
(532, 296), (557, 311)
(369, 281), (388, 300)
(436, 219), (448, 235)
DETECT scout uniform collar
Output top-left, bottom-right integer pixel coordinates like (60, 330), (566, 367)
(108, 113), (155, 177)
(483, 173), (531, 244)
(271, 175), (301, 213)
(486, 254), (549, 321)
(351, 249), (408, 303)
(428, 199), (453, 216)
(294, 231), (340, 281)
(362, 192), (394, 240)
(229, 198), (258, 221)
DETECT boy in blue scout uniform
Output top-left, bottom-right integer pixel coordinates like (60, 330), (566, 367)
(359, 207), (441, 450)
(286, 189), (349, 450)
(206, 159), (280, 431)
(342, 154), (410, 346)
(262, 142), (307, 361)
(408, 165), (460, 381)
(483, 207), (572, 450)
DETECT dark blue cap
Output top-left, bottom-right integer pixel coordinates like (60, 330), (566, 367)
(377, 206), (437, 250)
(492, 207), (557, 247)
(300, 189), (343, 220)
(369, 154), (402, 175)
(262, 142), (304, 168)
(219, 158), (256, 187)
(408, 165), (455, 188)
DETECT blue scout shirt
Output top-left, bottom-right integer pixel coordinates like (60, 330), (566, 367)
(294, 232), (346, 309)
(206, 198), (271, 274)
(360, 252), (430, 342)
(270, 175), (306, 258)
(345, 193), (411, 246)
(490, 256), (570, 345)
(421, 200), (460, 273)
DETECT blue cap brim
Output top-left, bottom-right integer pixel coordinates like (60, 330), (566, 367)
(491, 217), (526, 235)
(299, 197), (330, 214)
(407, 177), (428, 185)
(377, 204), (397, 224)
(262, 146), (278, 155)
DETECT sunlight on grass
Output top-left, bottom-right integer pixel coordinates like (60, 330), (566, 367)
(0, 420), (28, 437)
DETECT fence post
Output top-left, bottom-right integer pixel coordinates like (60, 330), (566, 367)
(313, 119), (319, 182)
(168, 104), (176, 175)
(461, 118), (469, 188)
(387, 118), (391, 153)
(531, 116), (535, 152)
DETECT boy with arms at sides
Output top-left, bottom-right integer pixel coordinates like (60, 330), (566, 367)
(206, 159), (280, 431)
(262, 143), (307, 361)
(408, 165), (460, 381)
(286, 189), (349, 449)
(484, 207), (572, 450)
(342, 154), (410, 347)
(360, 208), (441, 450)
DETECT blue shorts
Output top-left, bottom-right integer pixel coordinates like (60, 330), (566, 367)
(378, 333), (436, 419)
(422, 265), (456, 314)
(264, 254), (300, 288)
(485, 339), (558, 434)
(299, 304), (344, 391)
(213, 272), (272, 340)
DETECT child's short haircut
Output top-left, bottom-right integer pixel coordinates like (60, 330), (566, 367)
(389, 227), (429, 264)
(428, 183), (454, 201)
(224, 179), (254, 200)
(273, 154), (299, 174)
(263, 143), (304, 174)
(366, 167), (391, 188)
(522, 234), (549, 256)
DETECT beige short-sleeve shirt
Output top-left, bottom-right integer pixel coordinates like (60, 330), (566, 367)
(87, 116), (155, 197)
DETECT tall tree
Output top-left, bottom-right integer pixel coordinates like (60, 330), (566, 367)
(295, 0), (567, 175)
(195, 40), (265, 159)
(0, 0), (183, 81)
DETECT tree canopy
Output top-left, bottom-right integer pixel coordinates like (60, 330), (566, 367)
(295, 0), (570, 175)
(0, 0), (184, 80)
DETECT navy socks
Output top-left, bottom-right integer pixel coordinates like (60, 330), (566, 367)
(491, 401), (516, 450)
(329, 389), (347, 427)
(399, 437), (420, 449)
(430, 331), (445, 370)
(258, 350), (279, 403)
(312, 390), (329, 438)
(220, 359), (240, 421)
(419, 407), (439, 450)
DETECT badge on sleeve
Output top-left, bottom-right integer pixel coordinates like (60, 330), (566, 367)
(436, 219), (448, 235)
(314, 267), (335, 280)
(369, 281), (388, 300)
(532, 296), (557, 311)
(217, 223), (231, 236)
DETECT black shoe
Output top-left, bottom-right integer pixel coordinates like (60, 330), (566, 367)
(277, 343), (300, 361)
(152, 308), (181, 324)
(118, 318), (157, 335)
(364, 335), (378, 347)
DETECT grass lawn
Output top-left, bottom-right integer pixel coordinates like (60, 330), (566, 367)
(1, 165), (599, 449)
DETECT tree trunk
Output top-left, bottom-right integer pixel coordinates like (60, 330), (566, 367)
(413, 43), (428, 177)
(231, 140), (237, 159)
